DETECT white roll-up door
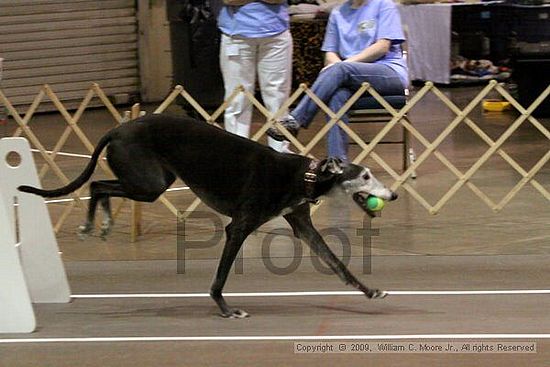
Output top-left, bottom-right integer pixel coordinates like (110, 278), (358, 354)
(0, 0), (139, 111)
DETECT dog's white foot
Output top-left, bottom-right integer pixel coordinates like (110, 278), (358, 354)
(78, 224), (94, 240)
(221, 309), (249, 319)
(376, 290), (388, 299)
(367, 289), (388, 299)
(100, 219), (114, 240)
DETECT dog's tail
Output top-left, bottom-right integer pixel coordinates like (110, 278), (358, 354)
(18, 131), (114, 198)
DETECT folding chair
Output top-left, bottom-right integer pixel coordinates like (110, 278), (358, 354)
(347, 91), (416, 175)
(344, 49), (416, 177)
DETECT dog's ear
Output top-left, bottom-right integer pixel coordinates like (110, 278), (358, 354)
(319, 157), (345, 176)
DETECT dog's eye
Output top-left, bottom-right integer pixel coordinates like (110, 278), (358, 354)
(363, 172), (370, 180)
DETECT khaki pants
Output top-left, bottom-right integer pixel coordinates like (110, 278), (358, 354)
(220, 30), (293, 153)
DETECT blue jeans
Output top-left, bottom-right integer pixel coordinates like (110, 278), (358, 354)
(291, 62), (405, 161)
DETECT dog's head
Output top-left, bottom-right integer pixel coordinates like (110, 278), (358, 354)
(317, 158), (398, 216)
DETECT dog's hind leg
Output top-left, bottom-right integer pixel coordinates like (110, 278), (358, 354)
(93, 180), (120, 238)
(210, 219), (259, 318)
(99, 195), (113, 237)
(284, 204), (386, 299)
(78, 180), (126, 239)
(80, 173), (175, 239)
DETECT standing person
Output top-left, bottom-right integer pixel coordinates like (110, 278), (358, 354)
(267, 0), (408, 161)
(218, 0), (293, 152)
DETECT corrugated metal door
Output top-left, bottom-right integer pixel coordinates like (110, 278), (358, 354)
(0, 0), (139, 111)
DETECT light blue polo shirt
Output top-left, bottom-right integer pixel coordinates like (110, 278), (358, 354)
(217, 2), (289, 38)
(322, 0), (408, 87)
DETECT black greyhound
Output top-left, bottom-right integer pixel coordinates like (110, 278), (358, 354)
(19, 114), (397, 318)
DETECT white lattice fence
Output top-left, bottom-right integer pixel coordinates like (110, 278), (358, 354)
(153, 80), (549, 217)
(0, 80), (548, 236)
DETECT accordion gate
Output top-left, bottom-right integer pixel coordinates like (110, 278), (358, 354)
(0, 80), (548, 237)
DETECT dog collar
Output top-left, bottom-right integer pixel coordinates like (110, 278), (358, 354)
(304, 160), (319, 203)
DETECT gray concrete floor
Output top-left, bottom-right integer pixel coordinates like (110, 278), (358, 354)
(0, 85), (549, 366)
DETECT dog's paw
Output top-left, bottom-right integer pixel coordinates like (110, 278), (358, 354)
(77, 224), (94, 240)
(220, 309), (250, 319)
(367, 289), (388, 299)
(99, 219), (113, 240)
(99, 227), (111, 241)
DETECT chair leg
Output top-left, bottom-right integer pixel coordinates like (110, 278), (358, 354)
(408, 147), (417, 179)
(403, 116), (417, 179)
(402, 116), (410, 172)
(402, 122), (409, 172)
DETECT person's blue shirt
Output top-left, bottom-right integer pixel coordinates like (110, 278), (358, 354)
(322, 0), (408, 87)
(218, 2), (289, 38)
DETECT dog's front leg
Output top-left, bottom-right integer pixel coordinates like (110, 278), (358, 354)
(284, 205), (387, 299)
(210, 220), (257, 318)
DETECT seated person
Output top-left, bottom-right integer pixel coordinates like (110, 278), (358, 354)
(267, 0), (408, 161)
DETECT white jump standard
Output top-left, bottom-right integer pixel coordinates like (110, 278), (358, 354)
(0, 137), (70, 333)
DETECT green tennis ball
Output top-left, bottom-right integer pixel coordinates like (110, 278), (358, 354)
(366, 196), (385, 211)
